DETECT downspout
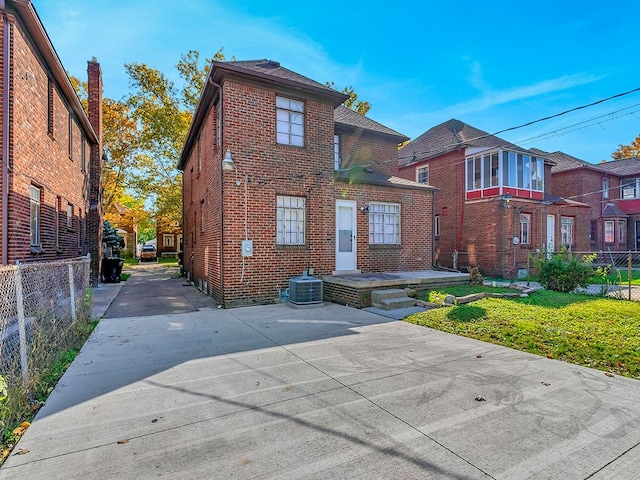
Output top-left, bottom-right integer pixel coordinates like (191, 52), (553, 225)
(209, 77), (224, 306)
(456, 150), (464, 254)
(431, 188), (436, 268)
(2, 2), (10, 265)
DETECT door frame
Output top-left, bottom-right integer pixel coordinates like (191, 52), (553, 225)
(335, 199), (358, 273)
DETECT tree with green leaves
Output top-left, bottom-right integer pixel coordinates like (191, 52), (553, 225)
(612, 133), (640, 160)
(326, 82), (371, 116)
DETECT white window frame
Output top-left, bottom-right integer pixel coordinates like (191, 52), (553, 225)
(621, 178), (638, 199)
(334, 134), (340, 170)
(618, 220), (626, 244)
(602, 178), (609, 199)
(416, 165), (429, 184)
(561, 216), (574, 246)
(163, 234), (175, 247)
(520, 213), (531, 245)
(276, 96), (304, 147)
(604, 220), (614, 243)
(369, 202), (401, 245)
(434, 214), (440, 237)
(277, 195), (306, 245)
(30, 185), (41, 246)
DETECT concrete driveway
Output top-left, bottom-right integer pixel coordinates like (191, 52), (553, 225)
(1, 266), (639, 479)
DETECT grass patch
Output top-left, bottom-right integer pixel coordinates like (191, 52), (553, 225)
(406, 290), (640, 379)
(158, 257), (179, 266)
(593, 268), (640, 286)
(422, 284), (521, 305)
(120, 272), (131, 281)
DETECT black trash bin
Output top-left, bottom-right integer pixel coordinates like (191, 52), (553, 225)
(102, 257), (124, 283)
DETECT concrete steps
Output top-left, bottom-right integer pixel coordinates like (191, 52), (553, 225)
(371, 289), (416, 310)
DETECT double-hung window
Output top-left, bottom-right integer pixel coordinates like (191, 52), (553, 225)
(434, 214), (440, 237)
(605, 220), (614, 243)
(618, 220), (626, 244)
(369, 202), (400, 245)
(276, 96), (304, 146)
(277, 196), (305, 245)
(520, 213), (531, 244)
(416, 165), (429, 184)
(621, 178), (638, 199)
(561, 217), (574, 246)
(30, 186), (41, 246)
(334, 135), (340, 170)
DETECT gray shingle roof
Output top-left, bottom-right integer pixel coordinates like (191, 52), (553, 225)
(602, 203), (628, 217)
(546, 151), (610, 174)
(594, 157), (640, 177)
(399, 119), (535, 167)
(335, 166), (436, 191)
(212, 59), (348, 106)
(334, 105), (408, 141)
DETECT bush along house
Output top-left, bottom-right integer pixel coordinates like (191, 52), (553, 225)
(396, 120), (589, 279)
(1, 0), (103, 284)
(178, 60), (436, 307)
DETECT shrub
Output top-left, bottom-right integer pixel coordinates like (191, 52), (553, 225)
(532, 250), (594, 292)
(467, 266), (484, 286)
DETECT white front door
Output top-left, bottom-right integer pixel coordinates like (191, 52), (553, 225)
(336, 200), (357, 272)
(546, 215), (555, 258)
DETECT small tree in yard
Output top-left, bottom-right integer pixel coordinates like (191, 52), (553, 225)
(532, 249), (594, 293)
(102, 221), (124, 258)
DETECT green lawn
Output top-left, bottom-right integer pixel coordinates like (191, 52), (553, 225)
(406, 289), (640, 379)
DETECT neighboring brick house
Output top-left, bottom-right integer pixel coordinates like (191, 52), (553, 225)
(104, 202), (137, 257)
(396, 120), (589, 279)
(178, 60), (435, 307)
(550, 152), (640, 250)
(1, 0), (103, 283)
(155, 217), (181, 258)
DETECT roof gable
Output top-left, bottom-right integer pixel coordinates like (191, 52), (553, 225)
(399, 119), (536, 167)
(595, 157), (640, 177)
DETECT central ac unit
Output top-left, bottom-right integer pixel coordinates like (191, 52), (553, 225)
(288, 276), (323, 305)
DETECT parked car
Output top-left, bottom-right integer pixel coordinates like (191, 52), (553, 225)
(140, 245), (157, 262)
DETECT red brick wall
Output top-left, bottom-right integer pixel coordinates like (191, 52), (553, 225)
(4, 15), (94, 267)
(182, 76), (434, 306)
(338, 130), (399, 175)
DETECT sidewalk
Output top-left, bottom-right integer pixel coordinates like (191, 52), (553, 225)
(90, 281), (124, 320)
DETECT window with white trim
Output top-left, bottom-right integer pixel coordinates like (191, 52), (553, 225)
(369, 202), (400, 245)
(276, 96), (304, 146)
(30, 185), (41, 246)
(416, 165), (429, 184)
(561, 216), (574, 246)
(605, 220), (614, 243)
(618, 220), (626, 244)
(434, 214), (440, 237)
(334, 134), (340, 170)
(621, 178), (638, 199)
(602, 178), (609, 199)
(277, 195), (306, 245)
(164, 234), (175, 247)
(520, 213), (531, 244)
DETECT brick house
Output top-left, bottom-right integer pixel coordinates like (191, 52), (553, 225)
(178, 60), (435, 307)
(1, 0), (103, 284)
(155, 217), (181, 258)
(104, 202), (137, 257)
(396, 120), (589, 279)
(550, 152), (640, 250)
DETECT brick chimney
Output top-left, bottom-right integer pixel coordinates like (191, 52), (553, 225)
(87, 57), (103, 286)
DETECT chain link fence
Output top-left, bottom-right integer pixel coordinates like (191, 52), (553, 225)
(0, 256), (91, 434)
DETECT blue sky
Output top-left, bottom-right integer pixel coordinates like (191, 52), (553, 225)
(35, 0), (640, 162)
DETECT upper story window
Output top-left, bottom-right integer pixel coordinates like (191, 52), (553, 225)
(276, 96), (304, 146)
(277, 195), (306, 245)
(30, 186), (41, 246)
(334, 135), (340, 170)
(465, 149), (544, 198)
(164, 234), (175, 247)
(602, 178), (609, 199)
(416, 165), (429, 184)
(369, 202), (400, 245)
(621, 178), (639, 199)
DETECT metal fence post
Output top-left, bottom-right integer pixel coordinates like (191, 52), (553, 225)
(68, 262), (77, 322)
(14, 264), (29, 385)
(629, 251), (632, 302)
